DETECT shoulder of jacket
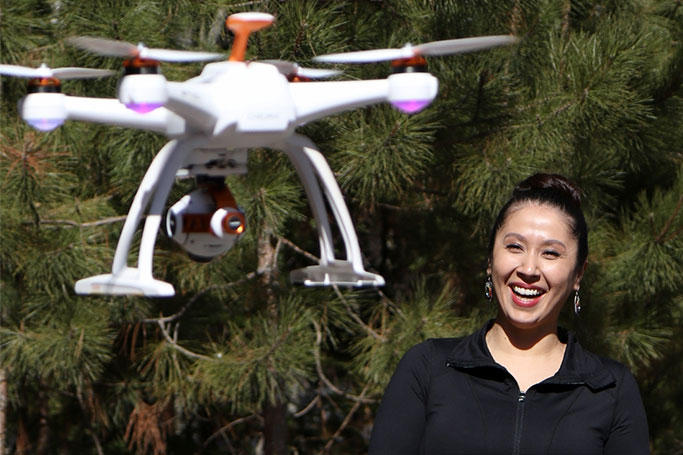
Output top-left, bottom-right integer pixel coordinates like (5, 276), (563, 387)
(422, 337), (465, 369)
(594, 355), (636, 386)
(575, 349), (633, 391)
(401, 338), (462, 364)
(426, 337), (463, 355)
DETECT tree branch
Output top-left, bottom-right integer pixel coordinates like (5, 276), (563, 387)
(156, 320), (211, 361)
(27, 216), (128, 228)
(322, 383), (370, 453)
(141, 271), (262, 324)
(332, 285), (384, 341)
(655, 193), (683, 243)
(202, 413), (261, 449)
(276, 235), (320, 262)
(312, 320), (377, 404)
(293, 395), (321, 418)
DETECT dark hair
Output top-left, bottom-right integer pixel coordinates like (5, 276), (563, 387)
(487, 173), (588, 268)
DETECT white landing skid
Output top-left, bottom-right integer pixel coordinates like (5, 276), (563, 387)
(290, 260), (385, 287)
(74, 267), (175, 297)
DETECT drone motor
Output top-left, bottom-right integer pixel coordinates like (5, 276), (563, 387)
(22, 75), (66, 131)
(123, 56), (161, 75)
(166, 181), (245, 262)
(390, 55), (428, 74)
(119, 58), (167, 114)
(27, 77), (62, 93)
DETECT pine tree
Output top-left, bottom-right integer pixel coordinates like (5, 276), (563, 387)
(1, 0), (681, 454)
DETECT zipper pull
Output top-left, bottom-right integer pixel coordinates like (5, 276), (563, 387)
(518, 392), (526, 402)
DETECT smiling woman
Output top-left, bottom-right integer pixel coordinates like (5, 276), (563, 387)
(368, 174), (650, 455)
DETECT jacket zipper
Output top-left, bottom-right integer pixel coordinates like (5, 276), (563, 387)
(513, 391), (526, 455)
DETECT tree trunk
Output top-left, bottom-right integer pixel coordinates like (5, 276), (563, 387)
(263, 401), (289, 455)
(36, 393), (49, 455)
(0, 368), (6, 455)
(257, 226), (289, 454)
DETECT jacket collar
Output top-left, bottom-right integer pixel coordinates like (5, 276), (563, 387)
(446, 320), (615, 391)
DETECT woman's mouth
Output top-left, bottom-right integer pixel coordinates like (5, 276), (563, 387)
(509, 285), (545, 307)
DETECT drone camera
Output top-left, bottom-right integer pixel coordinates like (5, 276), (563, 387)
(211, 208), (246, 237)
(166, 183), (245, 261)
(226, 215), (245, 233)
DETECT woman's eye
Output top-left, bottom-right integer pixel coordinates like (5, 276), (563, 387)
(505, 243), (522, 251)
(542, 250), (561, 258)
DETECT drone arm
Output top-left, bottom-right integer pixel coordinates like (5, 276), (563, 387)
(289, 79), (388, 124)
(63, 96), (186, 136)
(290, 73), (438, 123)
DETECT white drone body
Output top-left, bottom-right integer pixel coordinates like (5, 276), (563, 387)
(3, 12), (516, 296)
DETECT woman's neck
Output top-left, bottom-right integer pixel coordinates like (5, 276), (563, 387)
(486, 318), (563, 357)
(485, 318), (567, 392)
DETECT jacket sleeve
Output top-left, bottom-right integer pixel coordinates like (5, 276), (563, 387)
(368, 340), (432, 455)
(604, 365), (650, 454)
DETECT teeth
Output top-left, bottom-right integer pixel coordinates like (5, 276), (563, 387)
(513, 286), (542, 297)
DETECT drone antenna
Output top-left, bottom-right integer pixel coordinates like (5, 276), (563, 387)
(226, 12), (274, 62)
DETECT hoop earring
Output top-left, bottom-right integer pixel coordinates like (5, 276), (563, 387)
(484, 275), (493, 303)
(574, 290), (581, 316)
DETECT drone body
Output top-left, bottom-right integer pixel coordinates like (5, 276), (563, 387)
(2, 12), (516, 296)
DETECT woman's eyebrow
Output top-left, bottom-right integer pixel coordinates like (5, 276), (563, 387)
(502, 233), (567, 249)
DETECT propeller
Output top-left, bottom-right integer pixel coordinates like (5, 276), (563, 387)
(68, 37), (224, 62)
(313, 35), (518, 63)
(261, 60), (342, 80)
(0, 63), (116, 79)
(0, 63), (115, 132)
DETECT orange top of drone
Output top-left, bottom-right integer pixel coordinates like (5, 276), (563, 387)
(226, 12), (275, 62)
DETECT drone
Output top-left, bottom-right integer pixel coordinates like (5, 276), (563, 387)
(0, 12), (517, 297)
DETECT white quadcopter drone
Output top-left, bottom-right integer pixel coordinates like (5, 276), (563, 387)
(1, 12), (517, 297)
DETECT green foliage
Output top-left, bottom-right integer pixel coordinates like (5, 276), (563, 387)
(352, 281), (472, 392)
(330, 106), (439, 205)
(227, 151), (306, 235)
(193, 296), (314, 413)
(1, 298), (114, 387)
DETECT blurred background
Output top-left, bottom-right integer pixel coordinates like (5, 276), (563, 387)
(1, 0), (681, 453)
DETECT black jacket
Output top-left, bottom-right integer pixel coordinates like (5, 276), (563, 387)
(368, 322), (649, 454)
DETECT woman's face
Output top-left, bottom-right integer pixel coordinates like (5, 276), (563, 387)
(488, 202), (585, 331)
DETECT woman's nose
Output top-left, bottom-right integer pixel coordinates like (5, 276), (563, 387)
(517, 253), (540, 279)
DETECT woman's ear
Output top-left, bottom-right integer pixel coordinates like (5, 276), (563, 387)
(486, 258), (492, 277)
(574, 260), (587, 290)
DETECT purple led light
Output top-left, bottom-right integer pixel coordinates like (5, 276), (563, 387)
(391, 99), (431, 114)
(125, 102), (164, 114)
(27, 118), (64, 131)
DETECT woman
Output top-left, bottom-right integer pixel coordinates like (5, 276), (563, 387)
(368, 174), (649, 454)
